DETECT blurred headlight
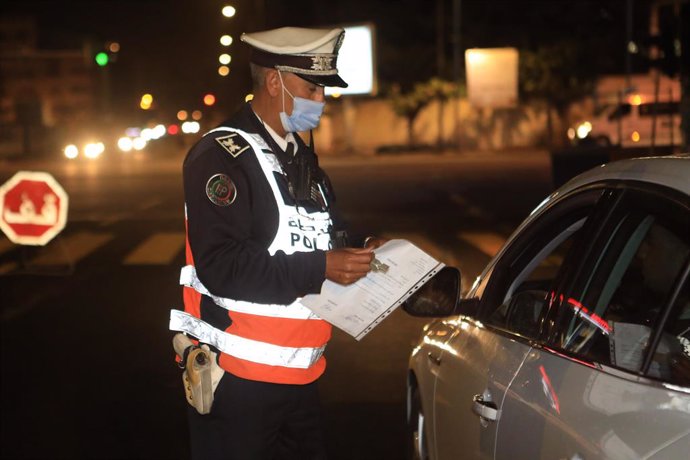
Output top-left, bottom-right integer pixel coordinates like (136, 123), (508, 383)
(84, 142), (105, 159)
(182, 121), (200, 134)
(118, 137), (133, 152)
(64, 144), (79, 159)
(132, 137), (147, 150)
(576, 122), (592, 139)
(141, 128), (154, 141)
(152, 124), (166, 139)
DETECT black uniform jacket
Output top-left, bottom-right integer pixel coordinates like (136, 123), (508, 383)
(183, 103), (340, 317)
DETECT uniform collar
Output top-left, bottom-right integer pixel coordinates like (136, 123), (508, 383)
(252, 110), (297, 153)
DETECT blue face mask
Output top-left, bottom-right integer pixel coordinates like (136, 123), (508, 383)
(278, 72), (325, 133)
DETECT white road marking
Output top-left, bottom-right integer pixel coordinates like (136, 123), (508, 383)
(0, 237), (16, 256)
(457, 232), (506, 258)
(123, 232), (185, 265)
(138, 198), (163, 211)
(0, 261), (17, 275)
(31, 232), (113, 266)
(449, 193), (489, 219)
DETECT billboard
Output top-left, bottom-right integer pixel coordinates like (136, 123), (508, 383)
(465, 48), (519, 108)
(326, 24), (377, 96)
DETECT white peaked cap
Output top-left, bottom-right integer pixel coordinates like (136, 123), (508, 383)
(241, 26), (348, 88)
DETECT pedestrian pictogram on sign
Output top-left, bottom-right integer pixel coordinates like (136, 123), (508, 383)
(0, 171), (69, 246)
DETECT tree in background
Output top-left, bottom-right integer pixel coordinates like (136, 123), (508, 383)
(519, 41), (597, 147)
(387, 78), (461, 149)
(422, 78), (463, 149)
(387, 82), (432, 147)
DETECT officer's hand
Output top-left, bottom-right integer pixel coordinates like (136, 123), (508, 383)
(325, 248), (374, 285)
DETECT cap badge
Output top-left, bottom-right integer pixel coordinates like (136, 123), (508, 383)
(216, 134), (249, 158)
(311, 55), (333, 71)
(205, 174), (237, 206)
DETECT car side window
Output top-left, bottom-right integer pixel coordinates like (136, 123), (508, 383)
(549, 188), (690, 375)
(482, 189), (607, 340)
(487, 223), (581, 338)
(647, 276), (690, 386)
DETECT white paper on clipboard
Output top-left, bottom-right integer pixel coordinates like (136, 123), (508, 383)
(301, 239), (445, 340)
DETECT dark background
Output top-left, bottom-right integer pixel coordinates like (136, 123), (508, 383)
(2, 0), (654, 116)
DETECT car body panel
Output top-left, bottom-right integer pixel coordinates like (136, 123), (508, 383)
(563, 156), (690, 196)
(431, 318), (531, 460)
(497, 348), (690, 459)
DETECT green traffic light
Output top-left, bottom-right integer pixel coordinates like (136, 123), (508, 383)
(95, 52), (109, 67)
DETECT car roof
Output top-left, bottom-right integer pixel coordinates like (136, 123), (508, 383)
(559, 154), (690, 197)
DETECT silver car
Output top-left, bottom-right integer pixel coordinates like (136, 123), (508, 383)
(405, 155), (690, 460)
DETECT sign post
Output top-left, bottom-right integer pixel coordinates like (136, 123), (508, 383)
(0, 171), (69, 246)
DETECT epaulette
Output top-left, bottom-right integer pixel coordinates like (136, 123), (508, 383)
(213, 131), (251, 158)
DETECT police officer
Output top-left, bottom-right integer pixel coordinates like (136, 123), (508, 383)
(171, 26), (385, 459)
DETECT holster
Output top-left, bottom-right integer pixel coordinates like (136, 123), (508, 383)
(172, 333), (224, 415)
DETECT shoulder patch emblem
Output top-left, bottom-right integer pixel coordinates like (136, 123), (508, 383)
(205, 174), (237, 206)
(216, 133), (250, 158)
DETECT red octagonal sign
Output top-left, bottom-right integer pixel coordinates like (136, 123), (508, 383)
(0, 171), (69, 246)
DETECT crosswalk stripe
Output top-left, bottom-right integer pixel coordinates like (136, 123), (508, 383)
(32, 231), (114, 266)
(0, 261), (17, 274)
(382, 232), (459, 267)
(457, 232), (506, 258)
(449, 193), (489, 219)
(138, 198), (162, 211)
(123, 232), (185, 265)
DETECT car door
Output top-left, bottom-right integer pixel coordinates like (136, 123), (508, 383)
(496, 184), (690, 460)
(432, 188), (610, 460)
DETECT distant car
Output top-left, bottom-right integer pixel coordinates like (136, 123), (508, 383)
(568, 98), (682, 148)
(405, 155), (690, 460)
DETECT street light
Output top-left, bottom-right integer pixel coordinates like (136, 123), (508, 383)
(222, 5), (236, 17)
(220, 35), (233, 46)
(218, 66), (230, 77)
(219, 54), (231, 65)
(140, 93), (153, 110)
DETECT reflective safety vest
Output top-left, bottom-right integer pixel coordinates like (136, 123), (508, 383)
(170, 127), (334, 385)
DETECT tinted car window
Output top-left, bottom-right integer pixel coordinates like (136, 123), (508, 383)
(482, 189), (607, 339)
(549, 188), (690, 375)
(648, 276), (690, 386)
(487, 225), (581, 339)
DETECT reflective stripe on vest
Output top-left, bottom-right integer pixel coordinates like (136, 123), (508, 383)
(169, 310), (325, 369)
(179, 265), (320, 320)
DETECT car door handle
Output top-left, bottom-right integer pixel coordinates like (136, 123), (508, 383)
(427, 352), (442, 366)
(472, 394), (500, 422)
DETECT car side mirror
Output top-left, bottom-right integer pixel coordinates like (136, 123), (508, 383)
(403, 267), (477, 317)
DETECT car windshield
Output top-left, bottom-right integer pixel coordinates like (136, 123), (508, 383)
(607, 104), (632, 121)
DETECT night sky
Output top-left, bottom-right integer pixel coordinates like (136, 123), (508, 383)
(2, 0), (653, 117)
